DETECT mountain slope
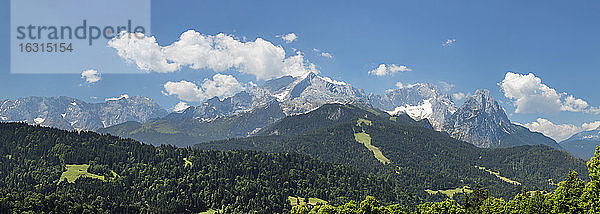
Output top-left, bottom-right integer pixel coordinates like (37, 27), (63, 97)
(98, 100), (285, 146)
(368, 83), (456, 130)
(442, 90), (561, 149)
(0, 95), (167, 131)
(196, 103), (587, 199)
(95, 74), (560, 150)
(0, 122), (435, 213)
(561, 128), (600, 160)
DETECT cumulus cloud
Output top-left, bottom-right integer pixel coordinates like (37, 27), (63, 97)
(163, 74), (245, 102)
(442, 39), (456, 47)
(105, 94), (129, 101)
(81, 69), (102, 83)
(369, 64), (411, 76)
(109, 31), (316, 80)
(499, 72), (599, 114)
(522, 118), (600, 142)
(108, 32), (179, 73)
(278, 33), (298, 43)
(172, 101), (190, 113)
(453, 92), (466, 100)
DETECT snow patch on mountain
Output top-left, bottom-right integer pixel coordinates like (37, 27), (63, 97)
(34, 117), (45, 124)
(105, 94), (130, 101)
(317, 76), (347, 85)
(273, 90), (289, 102)
(386, 99), (433, 121)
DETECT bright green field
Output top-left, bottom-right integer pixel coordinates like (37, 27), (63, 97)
(184, 157), (193, 167)
(425, 186), (473, 199)
(59, 164), (105, 183)
(357, 118), (372, 127)
(476, 166), (521, 185)
(354, 131), (390, 164)
(199, 209), (220, 214)
(288, 196), (328, 206)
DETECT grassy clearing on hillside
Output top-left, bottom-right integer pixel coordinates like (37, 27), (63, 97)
(199, 209), (220, 214)
(288, 196), (328, 206)
(132, 120), (181, 134)
(475, 166), (521, 185)
(354, 131), (390, 164)
(184, 157), (193, 167)
(389, 116), (397, 122)
(59, 164), (105, 183)
(357, 118), (372, 127)
(425, 186), (473, 199)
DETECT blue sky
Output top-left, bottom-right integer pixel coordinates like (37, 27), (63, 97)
(1, 0), (600, 141)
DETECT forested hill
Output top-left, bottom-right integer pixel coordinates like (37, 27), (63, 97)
(0, 122), (435, 213)
(197, 104), (588, 201)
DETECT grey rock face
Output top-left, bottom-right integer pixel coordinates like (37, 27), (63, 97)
(368, 83), (456, 130)
(0, 96), (167, 131)
(442, 90), (560, 149)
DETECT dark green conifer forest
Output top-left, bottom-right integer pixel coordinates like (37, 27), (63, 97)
(1, 122), (598, 213)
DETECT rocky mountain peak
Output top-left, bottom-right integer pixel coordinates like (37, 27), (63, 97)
(369, 82), (455, 130)
(443, 89), (559, 149)
(460, 89), (507, 120)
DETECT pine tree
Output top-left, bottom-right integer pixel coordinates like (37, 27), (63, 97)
(580, 146), (600, 214)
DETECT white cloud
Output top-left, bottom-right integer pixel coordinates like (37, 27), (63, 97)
(172, 101), (190, 113)
(562, 95), (589, 112)
(499, 72), (599, 114)
(523, 118), (600, 142)
(394, 82), (422, 89)
(163, 74), (245, 102)
(313, 48), (333, 59)
(438, 81), (455, 92)
(320, 52), (333, 59)
(109, 31), (316, 80)
(279, 33), (298, 43)
(369, 64), (411, 76)
(108, 32), (179, 73)
(453, 92), (466, 100)
(81, 69), (102, 83)
(583, 121), (600, 131)
(395, 82), (405, 89)
(105, 94), (129, 101)
(442, 39), (456, 47)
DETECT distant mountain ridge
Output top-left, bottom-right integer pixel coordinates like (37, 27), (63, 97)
(98, 73), (562, 149)
(561, 128), (600, 160)
(0, 95), (167, 131)
(4, 73), (562, 149)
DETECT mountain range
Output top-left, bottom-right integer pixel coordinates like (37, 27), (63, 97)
(99, 73), (561, 150)
(0, 95), (167, 131)
(196, 103), (587, 197)
(560, 128), (600, 160)
(0, 73), (566, 151)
